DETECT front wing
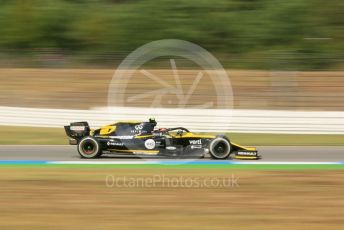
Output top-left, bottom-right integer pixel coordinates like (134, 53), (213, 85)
(231, 142), (260, 160)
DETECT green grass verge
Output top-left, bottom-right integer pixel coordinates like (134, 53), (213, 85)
(0, 126), (343, 146)
(0, 126), (66, 145)
(227, 133), (344, 146)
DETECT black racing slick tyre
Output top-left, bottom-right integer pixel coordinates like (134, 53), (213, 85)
(209, 137), (231, 159)
(77, 136), (102, 158)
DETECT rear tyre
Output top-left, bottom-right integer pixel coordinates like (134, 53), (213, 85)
(77, 136), (102, 158)
(209, 138), (231, 159)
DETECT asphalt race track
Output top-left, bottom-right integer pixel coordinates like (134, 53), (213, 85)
(0, 145), (343, 162)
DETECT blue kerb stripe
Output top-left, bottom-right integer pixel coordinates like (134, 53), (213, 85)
(158, 160), (234, 165)
(0, 160), (48, 165)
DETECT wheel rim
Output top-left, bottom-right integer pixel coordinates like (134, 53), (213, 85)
(214, 142), (227, 154)
(82, 140), (96, 155)
(210, 138), (230, 158)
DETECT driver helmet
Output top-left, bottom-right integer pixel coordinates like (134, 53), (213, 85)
(149, 117), (157, 126)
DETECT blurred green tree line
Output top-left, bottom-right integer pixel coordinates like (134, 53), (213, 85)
(0, 0), (342, 69)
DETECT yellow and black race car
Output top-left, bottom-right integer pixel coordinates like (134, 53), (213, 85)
(64, 118), (260, 160)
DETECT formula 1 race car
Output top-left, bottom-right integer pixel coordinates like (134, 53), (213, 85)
(64, 118), (260, 160)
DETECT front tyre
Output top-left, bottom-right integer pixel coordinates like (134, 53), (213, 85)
(77, 136), (102, 158)
(209, 138), (231, 159)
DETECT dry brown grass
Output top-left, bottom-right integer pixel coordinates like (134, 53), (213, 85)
(1, 68), (344, 110)
(0, 167), (344, 229)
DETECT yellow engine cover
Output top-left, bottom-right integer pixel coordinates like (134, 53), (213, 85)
(100, 125), (116, 135)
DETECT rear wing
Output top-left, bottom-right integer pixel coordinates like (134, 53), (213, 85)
(64, 121), (91, 139)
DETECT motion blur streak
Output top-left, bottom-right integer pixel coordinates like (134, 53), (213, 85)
(1, 106), (344, 134)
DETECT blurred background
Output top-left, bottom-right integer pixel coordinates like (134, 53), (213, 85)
(0, 0), (342, 70)
(0, 0), (343, 108)
(0, 0), (343, 143)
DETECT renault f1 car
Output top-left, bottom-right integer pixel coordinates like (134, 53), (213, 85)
(64, 118), (260, 160)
